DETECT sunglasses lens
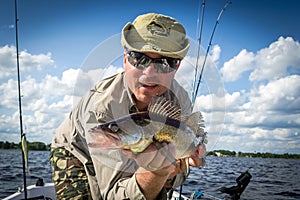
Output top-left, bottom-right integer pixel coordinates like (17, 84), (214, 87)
(127, 51), (179, 73)
(153, 59), (174, 73)
(127, 52), (147, 70)
(127, 52), (141, 65)
(138, 57), (152, 68)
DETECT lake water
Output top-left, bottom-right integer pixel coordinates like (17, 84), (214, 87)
(0, 149), (299, 199)
(0, 150), (53, 198)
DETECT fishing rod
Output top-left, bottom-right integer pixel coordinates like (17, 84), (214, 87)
(177, 1), (207, 199)
(191, 1), (232, 109)
(192, 0), (206, 105)
(176, 1), (232, 199)
(14, 0), (28, 198)
(176, 1), (207, 199)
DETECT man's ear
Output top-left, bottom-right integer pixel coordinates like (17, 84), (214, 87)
(123, 52), (127, 64)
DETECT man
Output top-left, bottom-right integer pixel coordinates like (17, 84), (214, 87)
(50, 12), (206, 200)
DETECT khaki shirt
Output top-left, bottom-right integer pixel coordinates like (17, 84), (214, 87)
(51, 72), (191, 199)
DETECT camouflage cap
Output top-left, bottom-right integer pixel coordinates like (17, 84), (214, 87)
(121, 13), (190, 59)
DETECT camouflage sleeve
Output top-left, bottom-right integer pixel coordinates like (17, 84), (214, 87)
(50, 147), (92, 199)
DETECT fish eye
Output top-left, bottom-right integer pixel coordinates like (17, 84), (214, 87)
(108, 123), (119, 133)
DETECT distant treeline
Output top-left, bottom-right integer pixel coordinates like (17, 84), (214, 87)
(0, 141), (51, 151)
(1, 141), (299, 159)
(208, 150), (300, 159)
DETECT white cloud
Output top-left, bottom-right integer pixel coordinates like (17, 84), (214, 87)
(0, 46), (70, 143)
(215, 75), (300, 153)
(195, 93), (226, 112)
(0, 79), (19, 109)
(0, 45), (16, 78)
(204, 37), (300, 153)
(250, 37), (300, 81)
(248, 75), (300, 113)
(211, 44), (221, 63)
(19, 50), (54, 71)
(221, 37), (300, 82)
(71, 65), (123, 98)
(221, 49), (255, 82)
(0, 45), (55, 79)
(0, 45), (124, 144)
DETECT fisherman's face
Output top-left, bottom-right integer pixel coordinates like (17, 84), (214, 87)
(124, 51), (180, 110)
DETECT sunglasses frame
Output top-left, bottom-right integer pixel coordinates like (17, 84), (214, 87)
(126, 51), (180, 73)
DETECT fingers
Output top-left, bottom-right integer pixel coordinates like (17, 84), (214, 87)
(175, 159), (187, 174)
(188, 144), (206, 167)
(197, 143), (207, 157)
(168, 158), (187, 178)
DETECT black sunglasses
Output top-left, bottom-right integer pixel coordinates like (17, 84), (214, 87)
(126, 51), (180, 73)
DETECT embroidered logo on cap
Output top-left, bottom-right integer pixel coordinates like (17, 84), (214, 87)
(147, 22), (170, 37)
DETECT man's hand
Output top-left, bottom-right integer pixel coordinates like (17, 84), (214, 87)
(165, 144), (206, 189)
(188, 144), (206, 167)
(127, 143), (176, 200)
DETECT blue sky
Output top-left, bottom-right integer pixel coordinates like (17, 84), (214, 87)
(0, 0), (299, 154)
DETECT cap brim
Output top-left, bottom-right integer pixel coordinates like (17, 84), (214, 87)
(121, 23), (190, 59)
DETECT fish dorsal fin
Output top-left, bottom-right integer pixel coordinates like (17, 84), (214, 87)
(185, 111), (203, 127)
(185, 111), (206, 137)
(148, 96), (182, 121)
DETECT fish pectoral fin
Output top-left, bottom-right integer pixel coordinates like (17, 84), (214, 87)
(124, 138), (153, 154)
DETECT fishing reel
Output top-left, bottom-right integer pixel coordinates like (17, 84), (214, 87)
(189, 171), (252, 200)
(218, 171), (252, 200)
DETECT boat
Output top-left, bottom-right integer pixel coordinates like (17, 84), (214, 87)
(4, 171), (251, 200)
(3, 183), (191, 200)
(3, 180), (55, 200)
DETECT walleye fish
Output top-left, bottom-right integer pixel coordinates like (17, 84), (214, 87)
(88, 97), (206, 159)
